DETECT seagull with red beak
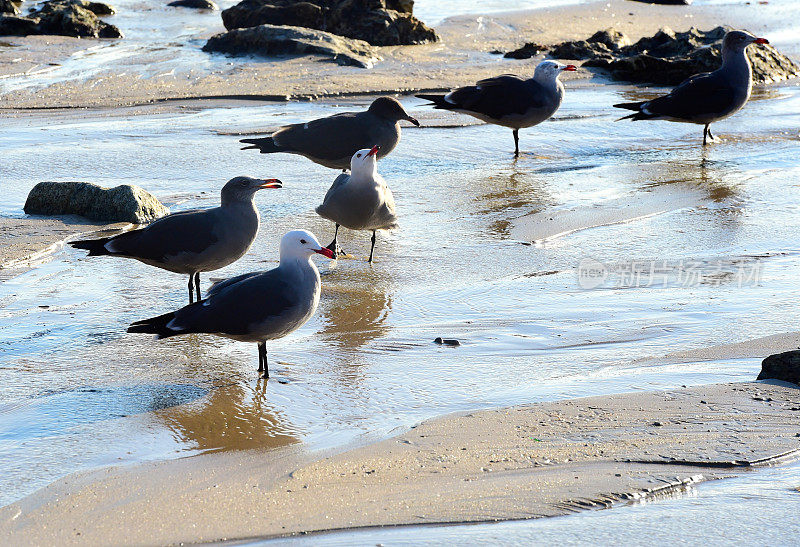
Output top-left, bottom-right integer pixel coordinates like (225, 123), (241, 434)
(316, 145), (398, 262)
(71, 176), (282, 304)
(417, 60), (577, 157)
(129, 230), (335, 379)
(615, 30), (769, 145)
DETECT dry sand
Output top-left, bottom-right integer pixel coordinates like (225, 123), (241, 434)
(1, 380), (798, 545)
(0, 0), (791, 109)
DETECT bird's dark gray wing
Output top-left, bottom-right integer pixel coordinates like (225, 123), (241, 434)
(206, 270), (262, 298)
(272, 112), (386, 162)
(446, 75), (548, 119)
(645, 72), (736, 119)
(171, 268), (298, 336)
(106, 208), (222, 261)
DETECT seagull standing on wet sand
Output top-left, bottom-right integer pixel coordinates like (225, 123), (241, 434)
(315, 145), (398, 262)
(128, 230), (335, 379)
(416, 60), (577, 157)
(70, 176), (282, 304)
(240, 97), (420, 171)
(614, 30), (769, 145)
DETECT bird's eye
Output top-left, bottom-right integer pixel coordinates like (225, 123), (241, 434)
(300, 239), (307, 244)
(239, 180), (247, 186)
(357, 154), (362, 158)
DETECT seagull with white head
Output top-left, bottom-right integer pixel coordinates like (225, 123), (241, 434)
(315, 145), (398, 262)
(417, 60), (577, 156)
(128, 230), (335, 379)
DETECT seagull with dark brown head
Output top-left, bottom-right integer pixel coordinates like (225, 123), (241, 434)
(614, 30), (769, 145)
(240, 97), (420, 171)
(70, 176), (282, 303)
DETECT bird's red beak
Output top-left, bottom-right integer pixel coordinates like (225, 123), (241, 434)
(258, 178), (283, 189)
(563, 64), (577, 71)
(367, 145), (380, 157)
(754, 37), (769, 44)
(314, 247), (335, 259)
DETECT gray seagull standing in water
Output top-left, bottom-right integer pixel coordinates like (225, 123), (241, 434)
(70, 176), (282, 304)
(128, 230), (335, 379)
(417, 60), (577, 157)
(614, 30), (769, 145)
(240, 97), (420, 171)
(316, 145), (398, 262)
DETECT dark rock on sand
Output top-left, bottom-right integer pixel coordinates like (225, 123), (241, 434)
(24, 182), (168, 224)
(36, 0), (121, 37)
(758, 350), (800, 386)
(0, 0), (121, 37)
(203, 23), (381, 68)
(0, 14), (38, 34)
(220, 0), (438, 47)
(503, 42), (546, 59)
(545, 26), (798, 85)
(0, 0), (21, 15)
(628, 0), (691, 4)
(168, 0), (219, 8)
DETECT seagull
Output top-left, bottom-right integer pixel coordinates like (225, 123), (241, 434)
(240, 97), (420, 170)
(416, 60), (577, 157)
(315, 145), (398, 262)
(614, 30), (769, 145)
(128, 230), (335, 379)
(70, 176), (282, 304)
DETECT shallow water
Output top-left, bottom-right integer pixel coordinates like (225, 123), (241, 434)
(2, 81), (800, 508)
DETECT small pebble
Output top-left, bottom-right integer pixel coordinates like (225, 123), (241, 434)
(652, 421), (663, 426)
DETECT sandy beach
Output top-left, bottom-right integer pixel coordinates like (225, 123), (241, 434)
(0, 0), (794, 109)
(2, 376), (799, 544)
(2, 0), (800, 543)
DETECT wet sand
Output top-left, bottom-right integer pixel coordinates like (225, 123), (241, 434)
(1, 378), (798, 545)
(0, 0), (792, 109)
(0, 217), (128, 274)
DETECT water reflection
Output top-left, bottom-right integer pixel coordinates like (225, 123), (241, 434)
(155, 381), (299, 452)
(471, 170), (554, 237)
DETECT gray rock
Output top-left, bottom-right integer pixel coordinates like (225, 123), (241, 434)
(503, 42), (545, 59)
(168, 0), (219, 9)
(24, 181), (169, 224)
(1, 0), (21, 15)
(220, 0), (438, 47)
(0, 14), (39, 34)
(587, 29), (631, 50)
(0, 0), (120, 37)
(203, 23), (381, 68)
(758, 350), (800, 385)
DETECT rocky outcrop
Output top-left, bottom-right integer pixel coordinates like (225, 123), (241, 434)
(203, 23), (381, 67)
(220, 0), (437, 47)
(168, 0), (219, 9)
(758, 350), (800, 386)
(0, 0), (121, 38)
(24, 182), (168, 224)
(504, 27), (799, 85)
(0, 0), (21, 15)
